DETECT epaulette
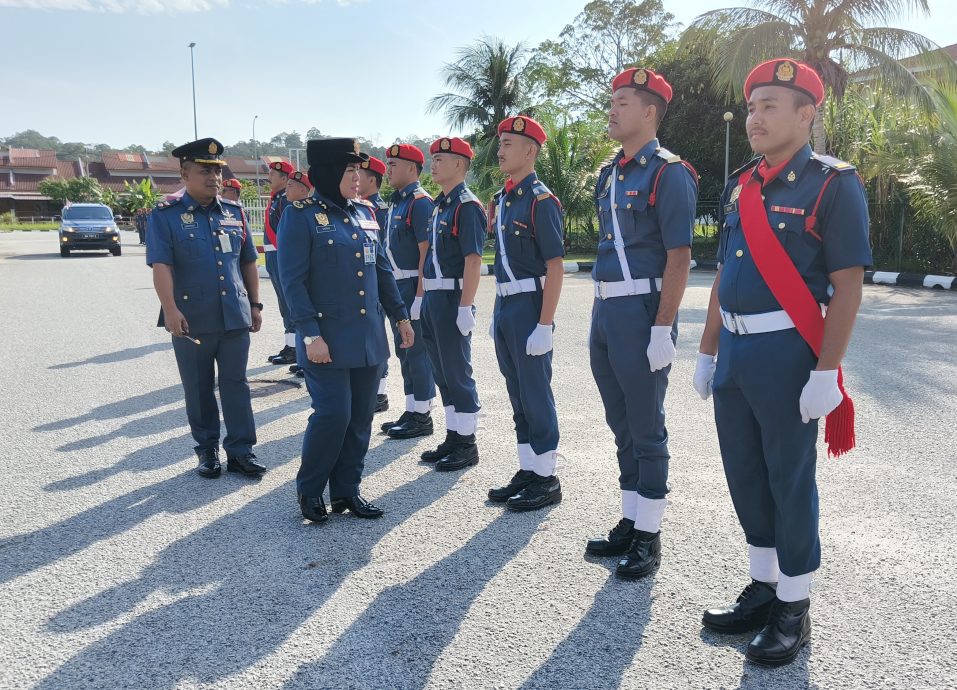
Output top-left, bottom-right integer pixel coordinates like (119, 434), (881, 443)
(730, 156), (761, 179)
(291, 198), (316, 210)
(155, 197), (181, 210)
(655, 147), (683, 164)
(354, 198), (373, 208)
(376, 200), (389, 210)
(221, 197), (241, 207)
(598, 151), (619, 172)
(459, 187), (481, 205)
(531, 180), (555, 202)
(413, 190), (433, 201)
(810, 153), (856, 174)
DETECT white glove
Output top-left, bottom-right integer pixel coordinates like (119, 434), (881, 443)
(410, 295), (423, 320)
(647, 325), (676, 372)
(456, 306), (476, 336)
(693, 352), (717, 400)
(799, 369), (843, 423)
(526, 323), (553, 356)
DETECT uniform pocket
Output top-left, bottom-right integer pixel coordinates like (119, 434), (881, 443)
(174, 226), (201, 258)
(772, 215), (819, 273)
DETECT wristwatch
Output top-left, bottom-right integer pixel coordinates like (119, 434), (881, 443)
(303, 335), (320, 345)
(250, 302), (264, 310)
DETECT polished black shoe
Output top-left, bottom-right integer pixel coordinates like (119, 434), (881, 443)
(386, 411), (434, 439)
(294, 367), (305, 378)
(381, 410), (412, 433)
(226, 453), (266, 477)
(299, 494), (329, 523)
(330, 495), (384, 519)
(196, 448), (221, 478)
(487, 470), (536, 502)
(585, 518), (636, 556)
(616, 530), (661, 579)
(506, 474), (562, 512)
(702, 580), (778, 634)
(746, 598), (811, 667)
(421, 431), (456, 463)
(375, 394), (389, 413)
(435, 434), (479, 471)
(269, 345), (297, 365)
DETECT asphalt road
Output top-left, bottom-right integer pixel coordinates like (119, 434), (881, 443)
(1, 230), (955, 690)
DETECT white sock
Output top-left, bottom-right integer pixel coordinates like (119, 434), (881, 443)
(377, 378), (387, 395)
(285, 332), (296, 348)
(457, 411), (477, 436)
(621, 490), (639, 522)
(532, 449), (557, 478)
(517, 443), (533, 471)
(405, 394), (414, 413)
(748, 545), (780, 584)
(413, 398), (432, 414)
(777, 572), (813, 602)
(444, 406), (457, 432)
(634, 495), (667, 533)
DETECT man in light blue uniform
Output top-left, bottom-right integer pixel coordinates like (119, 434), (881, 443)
(379, 144), (437, 439)
(419, 136), (485, 472)
(487, 116), (566, 512)
(278, 138), (413, 523)
(584, 68), (698, 578)
(147, 137), (266, 479)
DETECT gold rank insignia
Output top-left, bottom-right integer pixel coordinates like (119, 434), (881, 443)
(787, 170), (797, 182)
(440, 138), (451, 151)
(634, 69), (648, 85)
(537, 192), (550, 201)
(390, 145), (400, 157)
(208, 141), (217, 154)
(293, 201), (303, 209)
(315, 212), (329, 226)
(513, 117), (526, 133)
(729, 184), (742, 204)
(180, 212), (194, 224)
(776, 60), (796, 82)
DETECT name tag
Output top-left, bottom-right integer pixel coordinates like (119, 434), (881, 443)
(724, 202), (738, 215)
(315, 225), (335, 233)
(358, 218), (379, 231)
(363, 239), (376, 264)
(219, 219), (243, 227)
(218, 232), (232, 253)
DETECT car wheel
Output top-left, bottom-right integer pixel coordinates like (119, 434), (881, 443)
(111, 247), (122, 256)
(60, 247), (70, 257)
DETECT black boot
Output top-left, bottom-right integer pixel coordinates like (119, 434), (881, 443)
(421, 431), (456, 463)
(746, 598), (811, 667)
(375, 394), (389, 413)
(299, 494), (328, 523)
(487, 470), (536, 502)
(196, 448), (221, 478)
(386, 411), (434, 439)
(381, 411), (412, 433)
(702, 580), (778, 634)
(269, 345), (297, 365)
(330, 495), (384, 519)
(585, 518), (636, 557)
(435, 434), (479, 471)
(615, 530), (661, 579)
(505, 475), (562, 512)
(226, 453), (266, 477)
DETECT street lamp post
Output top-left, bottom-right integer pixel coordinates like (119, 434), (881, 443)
(253, 114), (260, 198)
(188, 42), (198, 139)
(723, 111), (734, 183)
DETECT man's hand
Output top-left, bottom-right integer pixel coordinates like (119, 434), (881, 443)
(164, 307), (190, 337)
(250, 306), (262, 333)
(306, 337), (332, 364)
(526, 323), (553, 356)
(456, 306), (476, 336)
(693, 352), (717, 400)
(410, 296), (423, 320)
(799, 369), (843, 423)
(398, 320), (415, 349)
(647, 325), (676, 372)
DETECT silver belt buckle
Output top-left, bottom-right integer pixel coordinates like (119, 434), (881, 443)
(598, 282), (607, 300)
(725, 312), (738, 334)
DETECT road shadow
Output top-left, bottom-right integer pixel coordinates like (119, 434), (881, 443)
(698, 622), (813, 689)
(7, 252), (114, 261)
(49, 342), (173, 370)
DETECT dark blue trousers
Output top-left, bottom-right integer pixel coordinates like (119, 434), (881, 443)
(298, 362), (383, 499)
(171, 328), (256, 457)
(492, 291), (559, 454)
(264, 250), (293, 333)
(421, 290), (480, 413)
(390, 278), (435, 402)
(589, 294), (674, 499)
(713, 327), (821, 576)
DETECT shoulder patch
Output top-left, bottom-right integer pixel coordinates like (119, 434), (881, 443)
(376, 200), (389, 210)
(354, 198), (373, 208)
(655, 147), (682, 164)
(811, 153), (856, 174)
(459, 187), (480, 205)
(155, 197), (180, 210)
(221, 197), (241, 207)
(413, 191), (433, 201)
(730, 156), (762, 180)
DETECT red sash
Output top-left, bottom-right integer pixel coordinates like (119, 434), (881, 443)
(736, 168), (855, 458)
(264, 190), (278, 247)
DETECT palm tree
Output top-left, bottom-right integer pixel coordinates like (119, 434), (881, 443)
(680, 0), (956, 152)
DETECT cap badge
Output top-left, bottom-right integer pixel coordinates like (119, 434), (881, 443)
(361, 161), (369, 169)
(634, 69), (648, 85)
(208, 142), (217, 154)
(776, 61), (796, 82)
(441, 138), (451, 151)
(513, 118), (525, 133)
(390, 145), (399, 157)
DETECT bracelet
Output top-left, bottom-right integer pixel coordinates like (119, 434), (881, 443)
(250, 302), (264, 310)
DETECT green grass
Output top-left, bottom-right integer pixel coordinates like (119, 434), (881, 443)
(0, 223), (59, 232)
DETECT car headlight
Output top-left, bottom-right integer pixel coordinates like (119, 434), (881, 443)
(61, 226), (74, 233)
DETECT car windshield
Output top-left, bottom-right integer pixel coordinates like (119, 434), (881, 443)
(63, 207), (113, 221)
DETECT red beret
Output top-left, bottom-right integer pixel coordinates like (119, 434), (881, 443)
(288, 170), (312, 189)
(360, 156), (386, 175)
(611, 68), (673, 103)
(269, 161), (295, 175)
(429, 137), (474, 160)
(221, 178), (242, 190)
(385, 143), (425, 165)
(497, 116), (547, 145)
(744, 58), (824, 107)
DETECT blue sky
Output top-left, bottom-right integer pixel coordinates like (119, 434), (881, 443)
(1, 0), (955, 150)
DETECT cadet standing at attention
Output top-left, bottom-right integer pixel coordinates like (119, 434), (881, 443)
(418, 137), (485, 472)
(487, 116), (566, 513)
(264, 160), (298, 368)
(278, 138), (413, 523)
(221, 178), (243, 204)
(584, 68), (698, 578)
(695, 59), (871, 667)
(147, 137), (266, 479)
(379, 144), (437, 440)
(358, 155), (392, 413)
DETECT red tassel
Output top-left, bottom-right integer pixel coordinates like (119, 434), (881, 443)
(824, 369), (856, 458)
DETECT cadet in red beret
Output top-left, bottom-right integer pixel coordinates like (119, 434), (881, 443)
(380, 143), (437, 438)
(697, 58), (870, 667)
(415, 137), (485, 471)
(285, 170), (312, 202)
(263, 158), (297, 367)
(221, 178), (242, 203)
(486, 115), (567, 510)
(584, 67), (699, 578)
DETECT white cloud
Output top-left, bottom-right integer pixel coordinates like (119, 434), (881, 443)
(0, 0), (362, 12)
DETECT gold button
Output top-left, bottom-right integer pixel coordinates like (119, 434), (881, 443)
(736, 249), (744, 258)
(355, 252), (361, 258)
(778, 222), (786, 229)
(343, 218), (350, 224)
(505, 201), (511, 207)
(352, 233), (358, 239)
(221, 290), (226, 295)
(318, 312), (323, 318)
(215, 246), (221, 251)
(359, 290), (365, 296)
(183, 295), (188, 300)
(328, 239), (334, 245)
(613, 203), (618, 209)
(360, 308), (366, 315)
(357, 270), (363, 277)
(517, 188), (523, 196)
(626, 203), (632, 209)
(606, 233), (612, 240)
(219, 275), (225, 281)
(514, 230), (520, 235)
(189, 233), (194, 238)
(618, 174), (624, 181)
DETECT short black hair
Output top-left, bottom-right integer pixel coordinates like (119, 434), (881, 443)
(415, 162), (423, 176)
(635, 90), (668, 127)
(792, 91), (817, 134)
(361, 170), (383, 189)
